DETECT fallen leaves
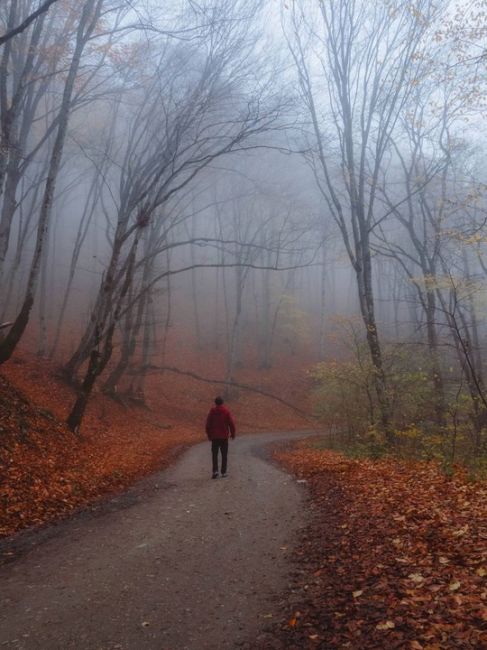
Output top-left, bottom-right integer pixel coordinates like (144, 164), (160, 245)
(0, 369), (197, 541)
(409, 573), (425, 584)
(376, 620), (396, 630)
(262, 442), (487, 649)
(0, 347), (313, 543)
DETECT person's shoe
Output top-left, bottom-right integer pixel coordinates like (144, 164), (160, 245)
(212, 472), (219, 479)
(221, 472), (228, 478)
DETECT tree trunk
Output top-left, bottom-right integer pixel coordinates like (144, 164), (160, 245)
(0, 2), (17, 206)
(50, 169), (103, 358)
(188, 214), (202, 349)
(224, 263), (245, 397)
(102, 303), (136, 395)
(355, 232), (394, 443)
(67, 229), (140, 432)
(103, 252), (153, 395)
(67, 329), (114, 433)
(0, 0), (103, 365)
(0, 9), (50, 285)
(424, 289), (446, 427)
(37, 214), (50, 357)
(259, 263), (272, 369)
(160, 247), (173, 367)
(64, 215), (128, 380)
(131, 298), (154, 402)
(318, 244), (326, 359)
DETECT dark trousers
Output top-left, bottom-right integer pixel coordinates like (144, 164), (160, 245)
(211, 439), (228, 474)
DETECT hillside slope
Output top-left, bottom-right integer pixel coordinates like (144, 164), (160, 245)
(1, 349), (313, 539)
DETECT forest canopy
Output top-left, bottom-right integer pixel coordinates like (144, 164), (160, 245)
(0, 0), (486, 468)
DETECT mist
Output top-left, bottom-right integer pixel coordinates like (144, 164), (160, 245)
(0, 0), (485, 458)
(3, 4), (487, 650)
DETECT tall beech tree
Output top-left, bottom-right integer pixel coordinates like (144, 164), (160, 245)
(63, 0), (291, 430)
(284, 0), (439, 442)
(0, 0), (127, 364)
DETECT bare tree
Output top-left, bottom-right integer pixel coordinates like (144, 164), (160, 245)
(0, 0), (108, 365)
(63, 0), (292, 430)
(283, 0), (439, 442)
(0, 0), (59, 46)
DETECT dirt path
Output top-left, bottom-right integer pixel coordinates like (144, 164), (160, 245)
(0, 431), (311, 650)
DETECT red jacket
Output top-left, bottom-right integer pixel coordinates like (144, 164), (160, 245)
(205, 404), (236, 440)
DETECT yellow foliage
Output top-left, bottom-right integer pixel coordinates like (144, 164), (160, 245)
(396, 425), (423, 440)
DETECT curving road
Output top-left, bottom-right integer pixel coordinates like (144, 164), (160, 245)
(0, 432), (311, 650)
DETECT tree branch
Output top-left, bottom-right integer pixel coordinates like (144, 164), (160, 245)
(0, 0), (59, 46)
(135, 364), (320, 426)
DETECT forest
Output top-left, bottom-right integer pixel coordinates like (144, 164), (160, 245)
(0, 1), (486, 649)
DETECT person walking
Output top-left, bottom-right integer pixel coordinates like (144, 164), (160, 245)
(205, 396), (236, 479)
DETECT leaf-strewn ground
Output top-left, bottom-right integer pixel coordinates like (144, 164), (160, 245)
(0, 346), (311, 540)
(0, 371), (197, 540)
(265, 442), (487, 649)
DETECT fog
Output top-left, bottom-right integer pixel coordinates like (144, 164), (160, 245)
(0, 0), (486, 452)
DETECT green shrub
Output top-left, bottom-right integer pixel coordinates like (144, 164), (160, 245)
(309, 324), (487, 468)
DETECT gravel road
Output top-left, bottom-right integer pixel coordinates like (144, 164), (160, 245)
(0, 431), (311, 650)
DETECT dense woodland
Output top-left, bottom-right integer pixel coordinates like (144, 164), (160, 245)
(0, 0), (486, 469)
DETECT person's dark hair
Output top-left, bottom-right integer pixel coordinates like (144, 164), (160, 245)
(214, 396), (224, 405)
